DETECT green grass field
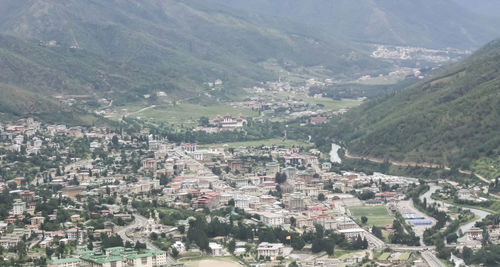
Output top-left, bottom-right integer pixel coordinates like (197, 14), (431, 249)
(200, 138), (313, 149)
(115, 103), (258, 126)
(329, 250), (365, 259)
(301, 97), (361, 111)
(349, 205), (394, 227)
(111, 96), (360, 128)
(471, 157), (500, 180)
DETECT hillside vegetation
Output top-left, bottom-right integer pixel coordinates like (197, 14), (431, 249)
(207, 0), (500, 49)
(0, 0), (384, 87)
(320, 39), (500, 169)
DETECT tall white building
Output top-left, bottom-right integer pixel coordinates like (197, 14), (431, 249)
(12, 199), (26, 215)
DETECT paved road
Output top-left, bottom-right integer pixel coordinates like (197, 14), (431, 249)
(421, 184), (491, 234)
(364, 231), (385, 248)
(389, 245), (435, 251)
(116, 213), (158, 249)
(422, 251), (446, 267)
(126, 105), (156, 116)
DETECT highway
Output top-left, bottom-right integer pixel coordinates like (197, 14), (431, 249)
(422, 251), (446, 267)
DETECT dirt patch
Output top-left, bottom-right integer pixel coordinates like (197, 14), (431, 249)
(184, 259), (244, 267)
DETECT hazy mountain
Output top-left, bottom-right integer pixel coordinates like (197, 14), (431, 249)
(207, 0), (500, 49)
(331, 38), (500, 168)
(0, 0), (383, 89)
(452, 0), (500, 18)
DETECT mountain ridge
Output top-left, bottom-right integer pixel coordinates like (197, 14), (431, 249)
(327, 38), (500, 169)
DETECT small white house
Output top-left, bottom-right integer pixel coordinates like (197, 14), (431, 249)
(209, 242), (223, 256)
(172, 241), (185, 253)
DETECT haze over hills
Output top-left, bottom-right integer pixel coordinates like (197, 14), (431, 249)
(0, 0), (499, 122)
(328, 38), (500, 169)
(0, 0), (383, 85)
(452, 0), (500, 18)
(0, 0), (399, 119)
(206, 0), (500, 49)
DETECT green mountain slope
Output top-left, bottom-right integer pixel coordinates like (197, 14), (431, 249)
(0, 34), (203, 103)
(0, 0), (383, 88)
(331, 38), (500, 169)
(207, 0), (500, 49)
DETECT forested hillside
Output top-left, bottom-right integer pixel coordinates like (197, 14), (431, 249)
(317, 38), (500, 169)
(206, 0), (500, 49)
(0, 0), (383, 86)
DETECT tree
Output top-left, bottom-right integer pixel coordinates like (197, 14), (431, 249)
(289, 262), (299, 267)
(362, 237), (368, 249)
(275, 173), (287, 184)
(46, 247), (54, 259)
(482, 227), (490, 247)
(462, 246), (473, 265)
(7, 182), (16, 190)
(178, 225), (185, 234)
(171, 247), (179, 258)
(311, 238), (323, 253)
(371, 226), (382, 239)
(290, 216), (296, 227)
(228, 199), (235, 207)
(361, 216), (368, 224)
(318, 193), (326, 201)
(228, 240), (236, 254)
(212, 167), (222, 176)
(121, 196), (128, 205)
(112, 135), (119, 147)
(150, 232), (159, 240)
(358, 190), (375, 200)
(446, 233), (458, 244)
(135, 241), (146, 250)
(324, 239), (334, 256)
(198, 117), (210, 126)
(291, 236), (305, 250)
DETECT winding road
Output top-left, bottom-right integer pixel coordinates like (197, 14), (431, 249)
(116, 213), (158, 249)
(420, 184), (491, 234)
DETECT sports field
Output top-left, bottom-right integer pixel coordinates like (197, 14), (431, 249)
(349, 205), (394, 227)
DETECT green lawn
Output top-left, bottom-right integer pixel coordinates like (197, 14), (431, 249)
(330, 250), (354, 258)
(200, 138), (313, 149)
(115, 103), (258, 126)
(301, 97), (361, 111)
(329, 250), (365, 259)
(349, 205), (394, 227)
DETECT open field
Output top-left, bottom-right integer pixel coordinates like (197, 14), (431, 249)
(301, 97), (362, 111)
(200, 138), (313, 149)
(114, 103), (258, 126)
(329, 250), (367, 259)
(263, 91), (362, 111)
(349, 205), (394, 227)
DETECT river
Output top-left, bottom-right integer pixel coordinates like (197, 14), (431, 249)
(419, 184), (491, 234)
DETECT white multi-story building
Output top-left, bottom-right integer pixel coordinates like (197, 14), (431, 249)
(257, 242), (284, 260)
(12, 199), (26, 215)
(260, 212), (285, 226)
